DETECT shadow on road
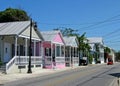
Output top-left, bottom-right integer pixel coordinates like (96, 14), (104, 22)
(109, 73), (120, 78)
(109, 73), (120, 86)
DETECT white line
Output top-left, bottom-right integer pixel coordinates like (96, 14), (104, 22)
(109, 79), (117, 86)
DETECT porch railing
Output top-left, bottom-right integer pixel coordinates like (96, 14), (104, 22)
(6, 56), (17, 71)
(45, 56), (52, 65)
(6, 56), (42, 72)
(56, 57), (65, 63)
(15, 56), (42, 65)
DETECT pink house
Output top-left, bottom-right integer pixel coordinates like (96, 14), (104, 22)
(37, 30), (65, 69)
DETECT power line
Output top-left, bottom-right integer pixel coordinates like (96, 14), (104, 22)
(104, 33), (120, 42)
(77, 14), (120, 31)
(78, 19), (120, 32)
(105, 40), (120, 43)
(38, 18), (120, 26)
(103, 27), (120, 38)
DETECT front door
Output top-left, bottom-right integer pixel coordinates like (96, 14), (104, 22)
(4, 43), (11, 63)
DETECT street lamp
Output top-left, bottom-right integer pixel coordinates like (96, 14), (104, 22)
(27, 19), (32, 73)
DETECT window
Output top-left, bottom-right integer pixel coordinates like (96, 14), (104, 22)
(45, 48), (51, 56)
(6, 48), (7, 53)
(56, 46), (60, 57)
(61, 46), (64, 57)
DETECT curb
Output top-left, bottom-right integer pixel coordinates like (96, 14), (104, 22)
(109, 79), (117, 86)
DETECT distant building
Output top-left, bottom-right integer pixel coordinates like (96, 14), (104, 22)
(88, 37), (104, 64)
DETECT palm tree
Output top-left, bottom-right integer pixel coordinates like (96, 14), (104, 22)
(77, 33), (91, 64)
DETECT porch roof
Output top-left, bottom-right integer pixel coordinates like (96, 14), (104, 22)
(63, 36), (78, 47)
(0, 21), (44, 41)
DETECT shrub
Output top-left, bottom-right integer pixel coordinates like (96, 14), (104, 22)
(0, 61), (3, 66)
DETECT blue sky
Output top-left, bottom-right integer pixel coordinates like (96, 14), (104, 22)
(0, 0), (120, 51)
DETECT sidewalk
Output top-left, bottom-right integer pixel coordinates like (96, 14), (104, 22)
(0, 66), (86, 84)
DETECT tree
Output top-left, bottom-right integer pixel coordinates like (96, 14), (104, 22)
(104, 47), (111, 62)
(0, 8), (30, 22)
(94, 43), (100, 63)
(53, 28), (78, 36)
(77, 33), (91, 64)
(115, 51), (120, 61)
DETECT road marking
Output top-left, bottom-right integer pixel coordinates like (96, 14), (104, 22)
(108, 79), (117, 86)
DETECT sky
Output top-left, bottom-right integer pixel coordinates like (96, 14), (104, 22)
(0, 0), (120, 51)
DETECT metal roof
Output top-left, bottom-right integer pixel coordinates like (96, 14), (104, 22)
(63, 36), (78, 47)
(0, 21), (44, 41)
(41, 30), (65, 44)
(41, 30), (61, 41)
(0, 21), (30, 36)
(87, 37), (103, 44)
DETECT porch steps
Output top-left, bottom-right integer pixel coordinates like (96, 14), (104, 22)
(0, 64), (6, 74)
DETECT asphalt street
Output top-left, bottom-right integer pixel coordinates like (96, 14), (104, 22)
(3, 63), (120, 86)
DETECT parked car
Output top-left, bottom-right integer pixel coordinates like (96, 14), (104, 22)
(107, 58), (113, 65)
(79, 59), (88, 66)
(107, 61), (113, 65)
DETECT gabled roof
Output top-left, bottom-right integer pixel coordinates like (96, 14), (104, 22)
(87, 37), (103, 44)
(63, 36), (78, 47)
(0, 21), (30, 36)
(41, 30), (65, 44)
(0, 21), (44, 41)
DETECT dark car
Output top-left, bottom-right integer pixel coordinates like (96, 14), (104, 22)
(79, 59), (88, 66)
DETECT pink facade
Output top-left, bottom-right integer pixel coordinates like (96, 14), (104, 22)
(36, 42), (42, 56)
(40, 31), (65, 69)
(53, 33), (64, 43)
(55, 63), (65, 69)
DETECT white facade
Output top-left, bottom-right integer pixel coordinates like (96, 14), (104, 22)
(88, 37), (104, 64)
(0, 21), (44, 73)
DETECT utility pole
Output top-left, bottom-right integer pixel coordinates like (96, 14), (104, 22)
(27, 19), (32, 73)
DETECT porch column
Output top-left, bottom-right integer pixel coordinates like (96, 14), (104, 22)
(55, 44), (56, 57)
(60, 44), (61, 57)
(77, 48), (79, 65)
(0, 37), (3, 62)
(39, 41), (41, 56)
(64, 45), (65, 63)
(25, 38), (28, 56)
(55, 44), (56, 65)
(41, 41), (44, 68)
(33, 40), (36, 56)
(69, 46), (71, 67)
(51, 42), (53, 68)
(72, 47), (74, 67)
(76, 47), (77, 65)
(75, 47), (77, 65)
(15, 36), (18, 56)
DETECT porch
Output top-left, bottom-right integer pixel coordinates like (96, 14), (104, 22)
(0, 21), (44, 73)
(65, 46), (79, 67)
(0, 36), (42, 73)
(42, 41), (65, 69)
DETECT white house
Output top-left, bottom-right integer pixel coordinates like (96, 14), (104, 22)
(63, 36), (79, 67)
(88, 37), (104, 64)
(0, 21), (44, 73)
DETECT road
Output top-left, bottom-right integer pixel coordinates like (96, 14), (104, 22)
(4, 63), (120, 86)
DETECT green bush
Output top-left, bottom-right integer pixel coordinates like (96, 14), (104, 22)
(0, 61), (3, 66)
(88, 54), (93, 64)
